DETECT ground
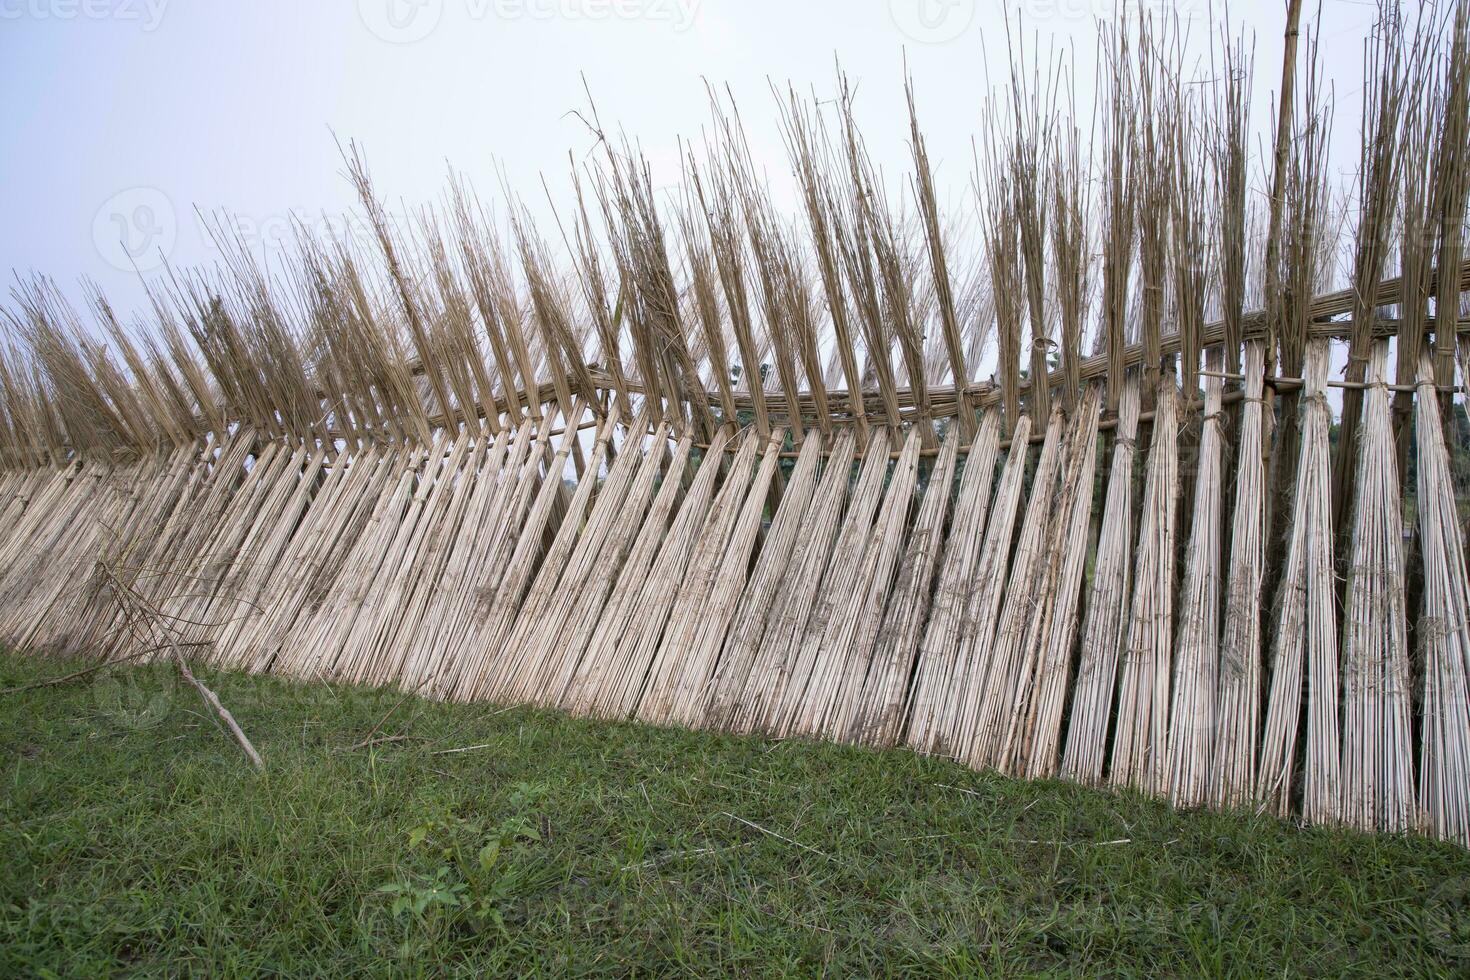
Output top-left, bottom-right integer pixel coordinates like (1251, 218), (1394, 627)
(2, 650), (1469, 976)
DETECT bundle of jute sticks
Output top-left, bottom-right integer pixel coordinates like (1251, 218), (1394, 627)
(5, 3), (1470, 845)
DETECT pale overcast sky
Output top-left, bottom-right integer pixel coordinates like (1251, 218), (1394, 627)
(0, 0), (1380, 318)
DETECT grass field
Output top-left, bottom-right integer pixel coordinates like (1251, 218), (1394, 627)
(2, 650), (1469, 976)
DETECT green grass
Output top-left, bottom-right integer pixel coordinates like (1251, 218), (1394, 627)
(2, 651), (1469, 977)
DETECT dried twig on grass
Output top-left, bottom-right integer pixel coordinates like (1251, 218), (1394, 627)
(0, 641), (198, 695)
(172, 653), (264, 770)
(339, 677), (429, 753)
(92, 561), (263, 770)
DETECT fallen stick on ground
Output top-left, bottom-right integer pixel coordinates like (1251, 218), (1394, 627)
(172, 649), (264, 770)
(721, 811), (832, 861)
(90, 560), (265, 771)
(431, 742), (497, 756)
(340, 677), (430, 752)
(0, 641), (204, 695)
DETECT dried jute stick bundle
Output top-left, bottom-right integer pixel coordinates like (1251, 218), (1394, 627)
(728, 429), (856, 736)
(149, 433), (259, 637)
(1009, 385), (1103, 779)
(1413, 350), (1470, 847)
(636, 429), (763, 725)
(1210, 341), (1267, 809)
(16, 449), (192, 653)
(450, 412), (585, 702)
(814, 427), (923, 742)
(508, 419), (669, 706)
(588, 426), (739, 721)
(966, 407), (1067, 771)
(905, 411), (1002, 756)
(471, 409), (612, 702)
(1110, 377), (1179, 797)
(349, 433), (480, 688)
(210, 445), (331, 671)
(390, 429), (515, 691)
(659, 428), (786, 730)
(944, 414), (1032, 760)
(1064, 379), (1140, 787)
(701, 431), (825, 732)
(1059, 374), (1141, 784)
(192, 443), (322, 664)
(409, 422), (538, 697)
(844, 426), (959, 749)
(767, 428), (893, 739)
(1167, 354), (1225, 809)
(1340, 340), (1415, 835)
(560, 432), (693, 716)
(1257, 340), (1339, 822)
(333, 431), (471, 688)
(289, 442), (429, 681)
(260, 447), (394, 676)
(495, 413), (652, 703)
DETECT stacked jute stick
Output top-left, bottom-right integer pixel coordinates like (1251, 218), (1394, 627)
(4, 4), (1470, 849)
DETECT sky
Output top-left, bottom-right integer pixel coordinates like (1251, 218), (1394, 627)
(0, 0), (1382, 321)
